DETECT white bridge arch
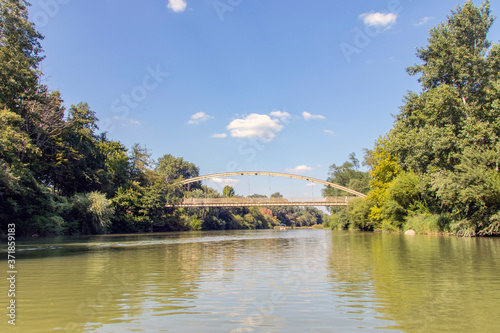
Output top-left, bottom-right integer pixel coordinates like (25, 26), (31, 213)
(177, 171), (367, 198)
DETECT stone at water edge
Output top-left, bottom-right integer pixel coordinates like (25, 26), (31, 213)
(405, 229), (416, 236)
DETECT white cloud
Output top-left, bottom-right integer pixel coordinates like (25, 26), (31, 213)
(303, 111), (326, 121)
(227, 113), (283, 140)
(270, 111), (291, 121)
(306, 183), (317, 187)
(167, 0), (187, 13)
(210, 178), (240, 187)
(285, 165), (314, 174)
(360, 12), (397, 27)
(414, 16), (432, 26)
(211, 133), (227, 138)
(188, 112), (212, 125)
(323, 129), (334, 135)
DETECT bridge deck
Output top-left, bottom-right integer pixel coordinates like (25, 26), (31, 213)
(166, 197), (352, 208)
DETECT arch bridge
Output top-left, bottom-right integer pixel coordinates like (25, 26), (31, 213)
(166, 171), (366, 208)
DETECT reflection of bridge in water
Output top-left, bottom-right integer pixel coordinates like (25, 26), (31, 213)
(166, 171), (367, 208)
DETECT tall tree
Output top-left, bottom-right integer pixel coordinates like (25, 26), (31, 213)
(49, 103), (105, 195)
(407, 1), (494, 108)
(393, 0), (499, 173)
(323, 152), (370, 197)
(157, 154), (200, 184)
(0, 0), (44, 112)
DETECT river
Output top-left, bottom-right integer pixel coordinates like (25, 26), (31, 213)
(2, 230), (500, 332)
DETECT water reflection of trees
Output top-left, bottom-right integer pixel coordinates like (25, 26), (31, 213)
(328, 231), (375, 294)
(328, 232), (500, 332)
(16, 237), (209, 332)
(16, 231), (299, 332)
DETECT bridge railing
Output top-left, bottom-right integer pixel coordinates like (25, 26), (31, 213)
(178, 197), (354, 205)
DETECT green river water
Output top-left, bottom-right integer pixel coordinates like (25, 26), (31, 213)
(2, 230), (500, 332)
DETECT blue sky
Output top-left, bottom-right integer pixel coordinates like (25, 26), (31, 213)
(28, 0), (500, 197)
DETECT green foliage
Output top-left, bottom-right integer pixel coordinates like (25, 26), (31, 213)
(407, 1), (494, 104)
(324, 198), (374, 231)
(53, 103), (106, 195)
(431, 147), (500, 235)
(110, 183), (158, 233)
(87, 192), (114, 229)
(0, 163), (71, 237)
(348, 198), (374, 231)
(325, 210), (350, 230)
(404, 214), (450, 234)
(98, 138), (130, 195)
(70, 192), (114, 234)
(377, 171), (429, 228)
(323, 152), (370, 197)
(222, 185), (235, 197)
(129, 143), (154, 185)
(0, 108), (37, 165)
(241, 207), (275, 229)
(0, 0), (44, 111)
(359, 1), (500, 236)
(367, 136), (401, 224)
(189, 215), (202, 230)
(478, 212), (500, 236)
(157, 154), (199, 183)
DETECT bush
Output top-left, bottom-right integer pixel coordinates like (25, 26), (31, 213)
(404, 213), (450, 234)
(326, 210), (350, 230)
(70, 192), (114, 234)
(348, 198), (374, 231)
(478, 212), (500, 236)
(190, 215), (202, 231)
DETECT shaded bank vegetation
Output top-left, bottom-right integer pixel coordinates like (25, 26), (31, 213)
(324, 1), (500, 236)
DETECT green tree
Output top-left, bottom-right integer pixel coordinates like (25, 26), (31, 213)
(347, 198), (373, 231)
(129, 143), (155, 185)
(157, 154), (200, 184)
(222, 185), (235, 197)
(391, 1), (499, 174)
(407, 1), (494, 108)
(71, 191), (114, 234)
(367, 136), (401, 225)
(98, 138), (130, 196)
(0, 0), (44, 112)
(49, 103), (106, 195)
(323, 152), (370, 197)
